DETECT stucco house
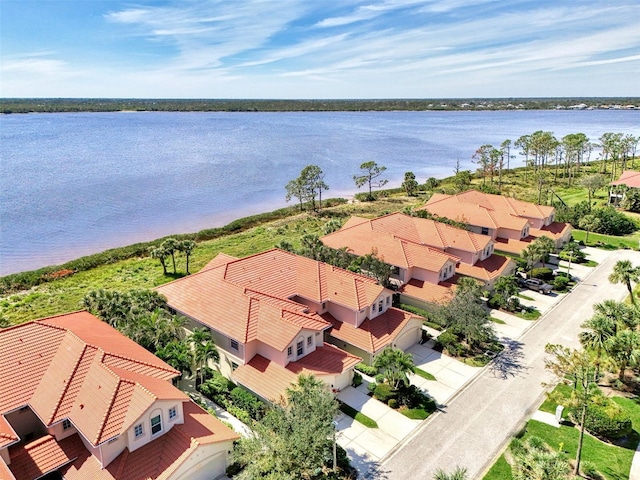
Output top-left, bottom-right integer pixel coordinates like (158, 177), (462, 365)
(609, 170), (640, 205)
(417, 190), (572, 255)
(0, 311), (238, 480)
(320, 213), (515, 308)
(156, 249), (423, 394)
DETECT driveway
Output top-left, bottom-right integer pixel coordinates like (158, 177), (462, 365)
(382, 248), (634, 480)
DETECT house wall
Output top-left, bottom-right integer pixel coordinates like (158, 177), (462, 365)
(291, 295), (323, 314)
(391, 319), (422, 351)
(468, 224), (497, 240)
(409, 266), (440, 284)
(398, 293), (442, 313)
(100, 434), (128, 467)
(218, 348), (244, 378)
(496, 227), (524, 240)
(329, 302), (359, 327)
(169, 441), (234, 480)
(317, 370), (353, 392)
(479, 243), (495, 261)
(447, 247), (476, 265)
(127, 400), (185, 455)
(325, 336), (373, 365)
(47, 419), (77, 442)
(0, 448), (10, 465)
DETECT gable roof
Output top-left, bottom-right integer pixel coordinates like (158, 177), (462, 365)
(420, 189), (560, 231)
(321, 216), (461, 273)
(611, 170), (640, 187)
(156, 249), (389, 348)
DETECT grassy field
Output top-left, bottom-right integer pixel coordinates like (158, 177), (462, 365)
(1, 196), (423, 324)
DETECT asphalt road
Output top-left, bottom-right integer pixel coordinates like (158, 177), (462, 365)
(381, 249), (639, 480)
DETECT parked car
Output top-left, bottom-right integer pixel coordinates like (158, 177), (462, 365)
(523, 278), (553, 294)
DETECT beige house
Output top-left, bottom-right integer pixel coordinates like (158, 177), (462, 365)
(0, 311), (238, 480)
(156, 249), (423, 396)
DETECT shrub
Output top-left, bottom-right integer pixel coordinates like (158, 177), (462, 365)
(487, 294), (505, 310)
(569, 403), (633, 440)
(198, 371), (232, 398)
(375, 373), (385, 384)
(352, 371), (363, 387)
(230, 387), (264, 420)
(388, 398), (399, 409)
(559, 249), (586, 263)
(226, 405), (251, 425)
(399, 303), (430, 319)
(367, 382), (377, 394)
(593, 206), (637, 235)
(355, 362), (378, 377)
(553, 276), (570, 291)
(374, 383), (396, 403)
(505, 296), (522, 313)
(531, 267), (554, 280)
(436, 330), (457, 349)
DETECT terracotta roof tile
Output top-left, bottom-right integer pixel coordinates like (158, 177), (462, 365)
(233, 355), (299, 402)
(455, 254), (516, 282)
(8, 434), (84, 480)
(176, 401), (240, 445)
(287, 343), (361, 377)
(0, 459), (15, 480)
(493, 237), (533, 255)
(611, 170), (640, 187)
(399, 279), (455, 305)
(530, 222), (572, 240)
(0, 415), (18, 448)
(323, 308), (421, 354)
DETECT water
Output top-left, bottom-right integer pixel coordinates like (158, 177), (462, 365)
(1, 109), (638, 276)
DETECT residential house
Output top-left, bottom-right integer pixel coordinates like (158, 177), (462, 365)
(609, 170), (640, 205)
(417, 190), (572, 255)
(321, 212), (515, 309)
(156, 249), (423, 396)
(0, 311), (238, 480)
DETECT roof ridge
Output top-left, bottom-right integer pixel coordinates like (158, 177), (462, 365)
(432, 221), (449, 249)
(102, 350), (180, 376)
(49, 340), (91, 425)
(93, 363), (128, 444)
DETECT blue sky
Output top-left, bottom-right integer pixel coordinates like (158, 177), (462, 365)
(1, 0), (639, 98)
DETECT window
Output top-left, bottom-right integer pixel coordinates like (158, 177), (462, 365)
(287, 346), (293, 356)
(448, 264), (452, 273)
(481, 227), (489, 235)
(307, 336), (312, 346)
(322, 302), (326, 310)
(134, 424), (143, 438)
(378, 301), (383, 312)
(230, 339), (239, 351)
(297, 341), (304, 356)
(231, 362), (239, 371)
(169, 407), (177, 420)
(62, 419), (72, 430)
(150, 415), (162, 435)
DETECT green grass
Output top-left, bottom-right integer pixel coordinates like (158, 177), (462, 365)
(490, 316), (506, 324)
(517, 293), (534, 301)
(538, 383), (573, 414)
(399, 407), (430, 420)
(572, 229), (639, 250)
(413, 368), (436, 381)
(338, 402), (378, 428)
(515, 308), (541, 320)
(482, 454), (512, 480)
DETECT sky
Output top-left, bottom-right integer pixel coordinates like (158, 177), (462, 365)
(1, 0), (639, 99)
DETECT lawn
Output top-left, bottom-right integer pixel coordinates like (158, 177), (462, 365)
(338, 401), (378, 428)
(572, 229), (639, 250)
(413, 368), (437, 381)
(484, 384), (640, 480)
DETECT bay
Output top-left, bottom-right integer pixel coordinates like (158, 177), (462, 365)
(1, 109), (638, 276)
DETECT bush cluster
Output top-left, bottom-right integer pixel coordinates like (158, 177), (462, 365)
(569, 402), (633, 441)
(531, 267), (554, 281)
(355, 363), (378, 377)
(557, 201), (637, 236)
(198, 371), (265, 423)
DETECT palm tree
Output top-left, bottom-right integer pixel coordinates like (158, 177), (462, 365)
(579, 313), (616, 378)
(149, 245), (169, 274)
(521, 244), (542, 277)
(179, 240), (197, 274)
(433, 466), (468, 480)
(609, 260), (640, 306)
(606, 329), (640, 380)
(578, 214), (600, 244)
(194, 341), (219, 384)
(593, 300), (638, 330)
(531, 236), (555, 268)
(161, 238), (180, 274)
(373, 347), (415, 389)
(156, 340), (193, 382)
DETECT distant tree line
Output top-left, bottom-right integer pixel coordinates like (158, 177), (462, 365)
(2, 97), (638, 114)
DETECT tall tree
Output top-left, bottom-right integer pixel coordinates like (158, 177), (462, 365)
(189, 327), (219, 384)
(156, 340), (193, 380)
(579, 313), (616, 379)
(494, 275), (519, 305)
(353, 161), (388, 199)
(579, 174), (607, 210)
(285, 176), (306, 211)
(234, 374), (340, 479)
(401, 171), (419, 196)
(609, 259), (640, 306)
(606, 329), (640, 380)
(161, 238), (180, 274)
(373, 347), (415, 389)
(300, 164), (329, 211)
(530, 236), (555, 267)
(578, 214), (600, 244)
(544, 344), (598, 476)
(149, 245), (169, 274)
(179, 239), (197, 274)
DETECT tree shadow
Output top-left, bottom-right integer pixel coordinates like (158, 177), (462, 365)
(342, 447), (390, 480)
(489, 338), (528, 379)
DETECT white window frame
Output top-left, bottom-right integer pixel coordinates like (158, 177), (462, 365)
(287, 346), (293, 356)
(297, 340), (304, 356)
(134, 423), (143, 438)
(62, 419), (72, 430)
(307, 336), (312, 346)
(169, 406), (177, 421)
(150, 414), (162, 436)
(230, 339), (239, 351)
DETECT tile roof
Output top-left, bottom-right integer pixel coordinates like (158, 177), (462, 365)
(610, 170), (640, 187)
(399, 279), (455, 305)
(455, 190), (554, 219)
(157, 249), (388, 350)
(286, 343), (362, 377)
(323, 308), (421, 354)
(493, 236), (533, 255)
(530, 222), (572, 241)
(8, 434), (85, 480)
(0, 415), (18, 449)
(233, 355), (300, 402)
(322, 221), (459, 273)
(61, 403), (238, 480)
(455, 254), (516, 282)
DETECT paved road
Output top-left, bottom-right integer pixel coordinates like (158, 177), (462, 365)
(381, 249), (639, 480)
